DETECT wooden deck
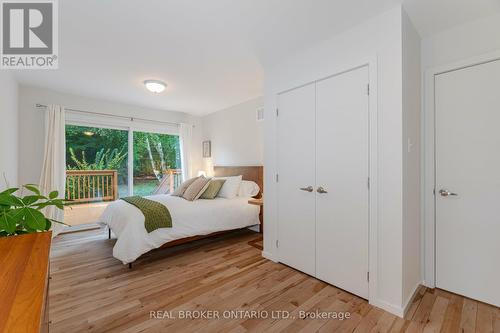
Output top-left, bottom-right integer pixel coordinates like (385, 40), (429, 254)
(49, 228), (500, 333)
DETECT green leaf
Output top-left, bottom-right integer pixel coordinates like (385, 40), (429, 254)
(45, 219), (52, 230)
(0, 193), (23, 207)
(5, 209), (25, 232)
(33, 202), (51, 209)
(0, 188), (18, 195)
(22, 195), (40, 206)
(0, 214), (6, 231)
(2, 211), (18, 234)
(54, 201), (64, 210)
(23, 184), (41, 195)
(23, 207), (47, 230)
(49, 191), (59, 199)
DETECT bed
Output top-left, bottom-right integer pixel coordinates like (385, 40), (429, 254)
(98, 166), (263, 266)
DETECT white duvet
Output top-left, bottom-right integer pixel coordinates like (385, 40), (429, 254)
(98, 195), (260, 264)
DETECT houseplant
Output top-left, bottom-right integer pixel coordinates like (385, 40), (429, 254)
(0, 184), (67, 237)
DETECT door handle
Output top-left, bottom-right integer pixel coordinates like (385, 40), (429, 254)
(317, 186), (328, 194)
(439, 189), (458, 197)
(299, 186), (314, 192)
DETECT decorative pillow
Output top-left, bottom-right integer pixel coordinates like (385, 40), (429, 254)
(194, 178), (212, 200)
(182, 176), (211, 201)
(238, 180), (260, 197)
(200, 179), (226, 199)
(215, 175), (242, 199)
(171, 177), (199, 197)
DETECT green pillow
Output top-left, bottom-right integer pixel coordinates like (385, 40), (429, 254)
(200, 179), (226, 199)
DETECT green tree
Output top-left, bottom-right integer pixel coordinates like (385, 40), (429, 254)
(65, 125), (129, 184)
(65, 125), (181, 186)
(133, 132), (181, 181)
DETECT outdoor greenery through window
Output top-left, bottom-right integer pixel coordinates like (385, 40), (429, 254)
(65, 124), (182, 203)
(133, 131), (181, 196)
(66, 125), (129, 199)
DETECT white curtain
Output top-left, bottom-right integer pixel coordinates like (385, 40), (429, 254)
(39, 105), (66, 237)
(179, 123), (193, 181)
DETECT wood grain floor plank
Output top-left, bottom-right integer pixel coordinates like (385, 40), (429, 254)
(476, 302), (495, 333)
(422, 295), (448, 333)
(439, 293), (464, 333)
(460, 298), (478, 333)
(48, 228), (500, 333)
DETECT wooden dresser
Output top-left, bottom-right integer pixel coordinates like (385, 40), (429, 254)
(0, 232), (52, 333)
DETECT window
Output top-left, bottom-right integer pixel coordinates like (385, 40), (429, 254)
(66, 125), (129, 200)
(65, 125), (182, 203)
(133, 131), (182, 196)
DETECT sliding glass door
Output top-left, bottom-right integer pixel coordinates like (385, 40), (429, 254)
(65, 125), (129, 202)
(132, 131), (182, 196)
(65, 124), (182, 203)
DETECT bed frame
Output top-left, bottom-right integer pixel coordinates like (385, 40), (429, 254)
(116, 166), (263, 268)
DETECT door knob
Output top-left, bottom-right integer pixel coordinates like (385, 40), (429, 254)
(299, 186), (313, 192)
(439, 189), (458, 197)
(317, 186), (328, 194)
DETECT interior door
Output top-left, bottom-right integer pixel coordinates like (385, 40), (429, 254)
(277, 83), (316, 276)
(315, 66), (370, 299)
(435, 59), (500, 307)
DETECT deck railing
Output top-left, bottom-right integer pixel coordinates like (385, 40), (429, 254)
(66, 170), (118, 203)
(165, 169), (183, 194)
(65, 169), (184, 204)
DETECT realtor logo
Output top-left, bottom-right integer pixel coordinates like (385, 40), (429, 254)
(1, 0), (58, 69)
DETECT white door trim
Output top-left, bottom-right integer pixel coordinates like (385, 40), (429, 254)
(273, 56), (379, 305)
(423, 50), (500, 287)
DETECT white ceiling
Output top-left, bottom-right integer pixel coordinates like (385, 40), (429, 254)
(13, 0), (500, 116)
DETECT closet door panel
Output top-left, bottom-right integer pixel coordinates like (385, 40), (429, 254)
(277, 83), (316, 276)
(315, 66), (370, 298)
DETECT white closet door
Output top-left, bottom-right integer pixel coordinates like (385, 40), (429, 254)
(315, 66), (370, 298)
(435, 59), (500, 307)
(277, 83), (316, 276)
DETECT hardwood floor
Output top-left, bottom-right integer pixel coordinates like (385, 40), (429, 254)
(49, 228), (500, 333)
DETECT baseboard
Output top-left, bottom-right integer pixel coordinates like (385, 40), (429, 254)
(370, 282), (422, 318)
(261, 251), (278, 262)
(370, 299), (405, 318)
(422, 280), (434, 289)
(402, 282), (422, 317)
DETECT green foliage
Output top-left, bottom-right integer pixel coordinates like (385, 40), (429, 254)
(65, 125), (181, 188)
(133, 132), (181, 178)
(67, 147), (127, 171)
(0, 185), (68, 237)
(66, 125), (129, 184)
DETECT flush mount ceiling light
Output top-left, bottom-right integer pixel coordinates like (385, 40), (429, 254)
(83, 131), (94, 136)
(144, 80), (166, 93)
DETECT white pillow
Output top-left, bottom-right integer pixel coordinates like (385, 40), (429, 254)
(215, 175), (242, 199)
(238, 180), (260, 197)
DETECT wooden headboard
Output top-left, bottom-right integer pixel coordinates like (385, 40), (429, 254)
(213, 166), (263, 198)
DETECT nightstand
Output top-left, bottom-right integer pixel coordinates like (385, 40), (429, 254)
(248, 198), (263, 233)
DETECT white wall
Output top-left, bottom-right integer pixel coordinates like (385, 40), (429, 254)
(263, 6), (410, 315)
(421, 13), (500, 287)
(201, 97), (263, 171)
(18, 85), (202, 186)
(422, 13), (500, 70)
(0, 72), (18, 190)
(402, 11), (422, 306)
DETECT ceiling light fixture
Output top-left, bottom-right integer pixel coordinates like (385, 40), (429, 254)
(83, 131), (95, 136)
(144, 80), (166, 93)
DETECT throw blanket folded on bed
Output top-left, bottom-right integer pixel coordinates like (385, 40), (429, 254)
(120, 196), (172, 232)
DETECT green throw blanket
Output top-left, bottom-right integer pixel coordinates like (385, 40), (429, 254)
(121, 196), (172, 233)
